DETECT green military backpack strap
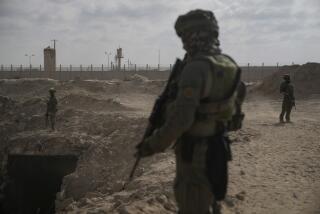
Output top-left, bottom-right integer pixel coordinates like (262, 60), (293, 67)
(188, 53), (245, 131)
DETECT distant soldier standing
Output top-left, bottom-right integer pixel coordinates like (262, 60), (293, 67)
(136, 10), (245, 214)
(46, 88), (58, 130)
(279, 74), (295, 123)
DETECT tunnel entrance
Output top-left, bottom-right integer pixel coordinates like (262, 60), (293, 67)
(1, 154), (78, 214)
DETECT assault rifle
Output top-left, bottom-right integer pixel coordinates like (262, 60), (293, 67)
(123, 58), (183, 189)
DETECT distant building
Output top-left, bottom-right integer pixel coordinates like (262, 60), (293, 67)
(44, 46), (56, 77)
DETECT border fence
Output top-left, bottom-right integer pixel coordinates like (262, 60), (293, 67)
(0, 63), (280, 82)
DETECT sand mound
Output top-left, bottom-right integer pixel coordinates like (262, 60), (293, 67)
(60, 93), (132, 112)
(0, 78), (58, 98)
(0, 96), (16, 114)
(0, 78), (156, 212)
(1, 76), (320, 213)
(125, 74), (150, 82)
(257, 62), (320, 98)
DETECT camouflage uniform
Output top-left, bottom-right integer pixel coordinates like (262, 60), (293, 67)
(279, 75), (295, 122)
(46, 88), (58, 130)
(137, 10), (244, 214)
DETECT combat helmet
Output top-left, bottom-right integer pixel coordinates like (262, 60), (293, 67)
(283, 74), (290, 81)
(49, 88), (56, 93)
(174, 9), (219, 38)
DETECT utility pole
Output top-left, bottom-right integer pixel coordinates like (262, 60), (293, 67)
(158, 49), (160, 66)
(127, 59), (129, 70)
(51, 39), (58, 49)
(105, 51), (112, 69)
(25, 54), (35, 65)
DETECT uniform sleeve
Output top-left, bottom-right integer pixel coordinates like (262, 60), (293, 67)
(148, 60), (211, 152)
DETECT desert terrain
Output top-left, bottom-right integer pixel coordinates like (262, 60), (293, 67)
(0, 63), (319, 214)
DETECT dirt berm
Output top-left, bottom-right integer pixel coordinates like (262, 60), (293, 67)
(256, 62), (320, 98)
(0, 72), (319, 214)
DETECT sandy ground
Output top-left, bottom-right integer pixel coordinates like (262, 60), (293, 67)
(0, 78), (319, 214)
(62, 94), (320, 214)
(226, 97), (320, 214)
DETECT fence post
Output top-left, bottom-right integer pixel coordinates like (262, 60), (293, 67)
(158, 64), (160, 71)
(247, 63), (250, 82)
(124, 64), (126, 71)
(135, 64), (137, 71)
(277, 62), (279, 68)
(59, 64), (61, 72)
(39, 64), (41, 72)
(20, 64), (23, 72)
(91, 64), (93, 72)
(10, 64), (13, 72)
(261, 62), (264, 80)
(102, 64), (104, 72)
(29, 64), (32, 72)
(146, 64), (148, 71)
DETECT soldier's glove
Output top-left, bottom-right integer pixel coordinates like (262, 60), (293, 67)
(135, 140), (155, 158)
(228, 112), (245, 131)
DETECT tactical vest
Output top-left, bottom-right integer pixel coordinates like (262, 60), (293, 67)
(185, 53), (241, 136)
(280, 81), (294, 101)
(47, 96), (58, 113)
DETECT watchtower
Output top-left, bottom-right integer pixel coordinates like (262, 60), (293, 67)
(44, 46), (56, 77)
(115, 48), (123, 70)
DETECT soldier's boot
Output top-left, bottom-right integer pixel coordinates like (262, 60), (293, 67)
(285, 112), (291, 123)
(279, 104), (286, 123)
(279, 114), (284, 123)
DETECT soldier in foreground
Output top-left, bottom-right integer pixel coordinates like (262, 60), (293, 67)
(135, 10), (245, 214)
(46, 88), (58, 130)
(279, 74), (295, 123)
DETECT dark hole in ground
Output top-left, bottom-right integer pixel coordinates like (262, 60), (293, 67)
(1, 154), (78, 214)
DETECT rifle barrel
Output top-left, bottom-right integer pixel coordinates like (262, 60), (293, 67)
(129, 156), (141, 180)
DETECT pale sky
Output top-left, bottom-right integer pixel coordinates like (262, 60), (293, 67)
(0, 0), (319, 66)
